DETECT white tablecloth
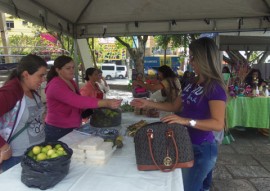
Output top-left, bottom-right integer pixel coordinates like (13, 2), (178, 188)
(0, 113), (184, 191)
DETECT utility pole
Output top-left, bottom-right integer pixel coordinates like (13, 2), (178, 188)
(0, 12), (11, 63)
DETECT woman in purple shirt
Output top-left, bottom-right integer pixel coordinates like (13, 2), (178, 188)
(131, 37), (227, 191)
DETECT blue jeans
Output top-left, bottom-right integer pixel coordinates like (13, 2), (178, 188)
(182, 141), (218, 191)
(0, 156), (22, 172)
(203, 170), (213, 191)
(45, 123), (74, 142)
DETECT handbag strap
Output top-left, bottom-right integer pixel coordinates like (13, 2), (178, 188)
(147, 128), (179, 172)
(8, 123), (29, 143)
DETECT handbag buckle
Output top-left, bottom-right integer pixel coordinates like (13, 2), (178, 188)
(163, 156), (173, 166)
(147, 128), (154, 139)
(166, 129), (173, 138)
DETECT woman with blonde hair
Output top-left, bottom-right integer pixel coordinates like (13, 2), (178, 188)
(131, 37), (227, 191)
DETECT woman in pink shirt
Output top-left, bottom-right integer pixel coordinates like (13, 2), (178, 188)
(45, 56), (121, 142)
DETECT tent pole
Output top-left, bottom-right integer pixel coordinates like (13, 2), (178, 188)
(74, 39), (79, 87)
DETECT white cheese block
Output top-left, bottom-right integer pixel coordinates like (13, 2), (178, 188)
(84, 158), (109, 166)
(85, 146), (116, 161)
(77, 136), (104, 150)
(72, 153), (86, 160)
(85, 142), (113, 157)
(72, 158), (85, 163)
(70, 144), (85, 155)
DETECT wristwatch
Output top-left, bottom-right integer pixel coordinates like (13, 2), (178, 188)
(189, 119), (197, 127)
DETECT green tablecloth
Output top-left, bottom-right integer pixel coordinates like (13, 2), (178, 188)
(226, 97), (270, 129)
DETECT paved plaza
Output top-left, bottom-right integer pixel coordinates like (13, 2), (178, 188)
(212, 128), (270, 191)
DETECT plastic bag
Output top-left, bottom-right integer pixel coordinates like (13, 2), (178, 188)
(90, 108), (122, 127)
(81, 108), (93, 118)
(21, 141), (73, 190)
(76, 123), (119, 141)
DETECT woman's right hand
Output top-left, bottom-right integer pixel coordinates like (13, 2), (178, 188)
(99, 99), (122, 109)
(161, 114), (189, 126)
(0, 143), (12, 164)
(130, 98), (149, 108)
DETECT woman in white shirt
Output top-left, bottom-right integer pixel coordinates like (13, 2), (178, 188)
(96, 69), (110, 99)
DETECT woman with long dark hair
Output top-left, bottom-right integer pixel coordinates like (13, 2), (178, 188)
(133, 65), (181, 103)
(244, 68), (265, 87)
(45, 55), (121, 142)
(0, 54), (47, 172)
(80, 68), (104, 99)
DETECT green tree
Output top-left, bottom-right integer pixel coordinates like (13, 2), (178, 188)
(86, 37), (106, 68)
(115, 36), (148, 74)
(8, 33), (51, 55)
(49, 32), (73, 57)
(154, 35), (171, 64)
(224, 50), (270, 73)
(27, 24), (71, 56)
(154, 34), (198, 65)
(171, 34), (198, 55)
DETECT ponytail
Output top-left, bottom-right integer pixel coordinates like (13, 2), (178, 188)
(47, 66), (58, 83)
(46, 55), (73, 83)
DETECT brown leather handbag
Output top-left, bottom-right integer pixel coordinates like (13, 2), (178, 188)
(134, 122), (194, 172)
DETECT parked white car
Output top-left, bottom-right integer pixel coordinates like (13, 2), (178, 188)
(46, 60), (54, 68)
(101, 63), (117, 80)
(116, 65), (127, 79)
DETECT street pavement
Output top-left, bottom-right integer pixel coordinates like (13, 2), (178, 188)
(212, 128), (270, 191)
(106, 78), (133, 104)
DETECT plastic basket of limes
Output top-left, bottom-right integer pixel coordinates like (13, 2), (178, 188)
(21, 141), (73, 190)
(90, 108), (122, 127)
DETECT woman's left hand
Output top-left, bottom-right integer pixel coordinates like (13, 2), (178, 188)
(161, 114), (188, 125)
(130, 98), (149, 108)
(0, 143), (12, 164)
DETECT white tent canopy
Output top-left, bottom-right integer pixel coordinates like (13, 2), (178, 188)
(0, 0), (270, 38)
(219, 35), (270, 51)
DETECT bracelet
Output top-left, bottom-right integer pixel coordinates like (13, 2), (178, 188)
(0, 145), (11, 154)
